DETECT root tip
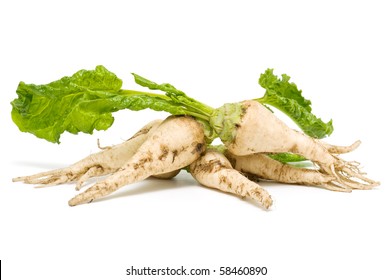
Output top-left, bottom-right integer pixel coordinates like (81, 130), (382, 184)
(12, 177), (24, 182)
(68, 200), (77, 207)
(262, 196), (273, 210)
(372, 181), (381, 188)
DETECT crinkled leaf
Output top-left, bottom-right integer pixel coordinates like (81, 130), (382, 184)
(257, 69), (333, 139)
(259, 69), (312, 111)
(11, 66), (185, 143)
(261, 92), (333, 138)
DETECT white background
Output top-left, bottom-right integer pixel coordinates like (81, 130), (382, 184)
(1, 0), (391, 279)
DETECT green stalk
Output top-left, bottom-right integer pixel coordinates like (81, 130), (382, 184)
(120, 89), (172, 100)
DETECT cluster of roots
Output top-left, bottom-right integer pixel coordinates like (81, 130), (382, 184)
(316, 140), (379, 192)
(318, 157), (379, 192)
(12, 119), (379, 209)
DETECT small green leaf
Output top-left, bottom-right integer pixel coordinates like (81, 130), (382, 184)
(132, 73), (214, 119)
(267, 153), (307, 163)
(259, 69), (312, 111)
(257, 69), (333, 139)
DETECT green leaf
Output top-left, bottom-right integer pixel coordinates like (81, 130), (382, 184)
(132, 73), (184, 96)
(132, 73), (214, 120)
(257, 69), (333, 139)
(259, 69), (312, 112)
(132, 73), (218, 143)
(11, 66), (186, 143)
(267, 153), (307, 163)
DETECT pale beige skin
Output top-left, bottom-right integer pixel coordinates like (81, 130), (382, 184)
(226, 152), (340, 191)
(13, 108), (378, 208)
(152, 169), (181, 179)
(13, 119), (163, 190)
(68, 116), (205, 206)
(190, 150), (272, 209)
(320, 140), (361, 154)
(225, 100), (379, 191)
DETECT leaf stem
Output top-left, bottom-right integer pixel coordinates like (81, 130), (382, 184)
(120, 89), (171, 100)
(121, 89), (212, 121)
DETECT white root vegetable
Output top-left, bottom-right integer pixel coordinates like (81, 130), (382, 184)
(319, 140), (361, 155)
(68, 116), (205, 206)
(152, 169), (181, 179)
(190, 150), (272, 209)
(225, 152), (343, 191)
(216, 100), (379, 192)
(12, 119), (163, 190)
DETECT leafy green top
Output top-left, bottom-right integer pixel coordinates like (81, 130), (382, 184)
(256, 69), (333, 139)
(11, 66), (213, 143)
(11, 65), (333, 147)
